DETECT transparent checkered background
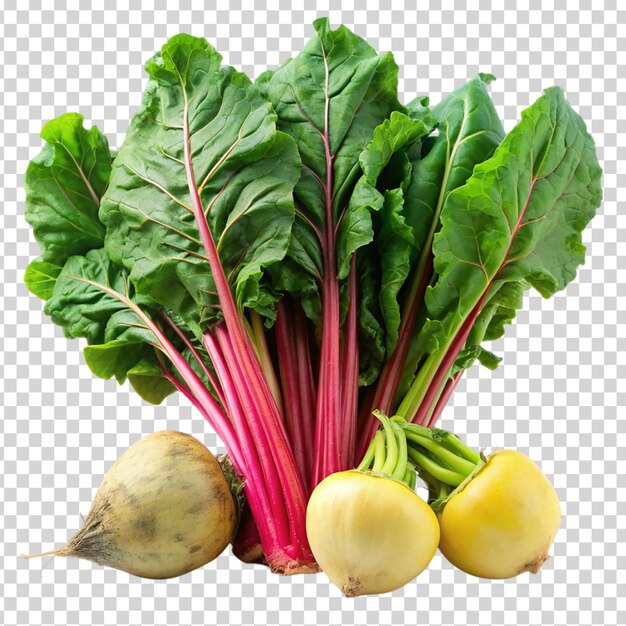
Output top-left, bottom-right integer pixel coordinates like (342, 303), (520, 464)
(1, 1), (624, 625)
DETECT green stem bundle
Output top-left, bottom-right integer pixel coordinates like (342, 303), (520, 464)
(356, 411), (484, 502)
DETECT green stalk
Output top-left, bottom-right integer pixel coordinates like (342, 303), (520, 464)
(421, 373), (449, 426)
(379, 414), (399, 475)
(356, 436), (376, 472)
(431, 430), (481, 465)
(404, 467), (417, 490)
(371, 431), (387, 472)
(397, 420), (481, 465)
(356, 413), (415, 490)
(395, 352), (443, 419)
(403, 431), (476, 476)
(406, 446), (466, 487)
(390, 421), (408, 482)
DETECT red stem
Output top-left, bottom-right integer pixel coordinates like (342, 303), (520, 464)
(275, 300), (315, 490)
(426, 370), (464, 428)
(340, 257), (359, 469)
(312, 250), (342, 486)
(311, 51), (342, 487)
(160, 311), (226, 407)
(411, 292), (488, 425)
(203, 330), (282, 551)
(182, 95), (311, 565)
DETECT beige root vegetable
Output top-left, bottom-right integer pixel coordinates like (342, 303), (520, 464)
(22, 431), (238, 578)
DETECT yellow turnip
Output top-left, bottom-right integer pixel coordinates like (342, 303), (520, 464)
(437, 449), (562, 579)
(306, 470), (439, 596)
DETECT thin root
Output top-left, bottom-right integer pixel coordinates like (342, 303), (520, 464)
(20, 547), (68, 560)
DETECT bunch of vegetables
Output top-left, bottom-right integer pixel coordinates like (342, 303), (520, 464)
(23, 20), (601, 594)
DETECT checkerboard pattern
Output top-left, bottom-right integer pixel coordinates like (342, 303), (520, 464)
(1, 1), (624, 625)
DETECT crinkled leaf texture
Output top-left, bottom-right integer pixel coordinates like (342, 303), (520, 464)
(422, 86), (602, 363)
(42, 247), (176, 401)
(100, 34), (300, 333)
(258, 19), (434, 382)
(404, 74), (505, 265)
(23, 110), (176, 402)
(391, 75), (506, 393)
(26, 35), (302, 406)
(24, 113), (113, 299)
(258, 21), (402, 307)
(360, 108), (437, 356)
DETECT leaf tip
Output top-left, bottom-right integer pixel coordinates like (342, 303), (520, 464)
(145, 33), (221, 79)
(478, 72), (497, 85)
(40, 112), (85, 143)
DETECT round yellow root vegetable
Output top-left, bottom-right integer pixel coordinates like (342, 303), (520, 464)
(23, 431), (238, 578)
(306, 470), (439, 597)
(438, 450), (562, 579)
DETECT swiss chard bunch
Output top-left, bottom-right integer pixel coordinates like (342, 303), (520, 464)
(24, 20), (601, 573)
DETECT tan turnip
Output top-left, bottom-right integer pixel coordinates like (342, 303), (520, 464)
(23, 431), (238, 578)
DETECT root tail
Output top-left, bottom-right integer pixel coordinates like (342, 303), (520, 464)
(20, 547), (69, 560)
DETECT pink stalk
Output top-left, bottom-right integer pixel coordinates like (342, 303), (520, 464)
(160, 311), (226, 407)
(340, 257), (359, 469)
(411, 178), (539, 426)
(275, 300), (314, 489)
(411, 293), (488, 425)
(356, 251), (434, 458)
(426, 370), (464, 428)
(213, 325), (310, 561)
(212, 326), (291, 547)
(311, 54), (342, 486)
(181, 95), (311, 567)
(203, 330), (283, 552)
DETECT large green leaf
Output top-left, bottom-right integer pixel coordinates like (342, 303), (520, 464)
(24, 113), (113, 299)
(404, 74), (505, 264)
(376, 187), (415, 351)
(44, 247), (183, 402)
(423, 86), (602, 374)
(389, 75), (506, 390)
(45, 248), (133, 343)
(100, 34), (300, 332)
(257, 19), (404, 316)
